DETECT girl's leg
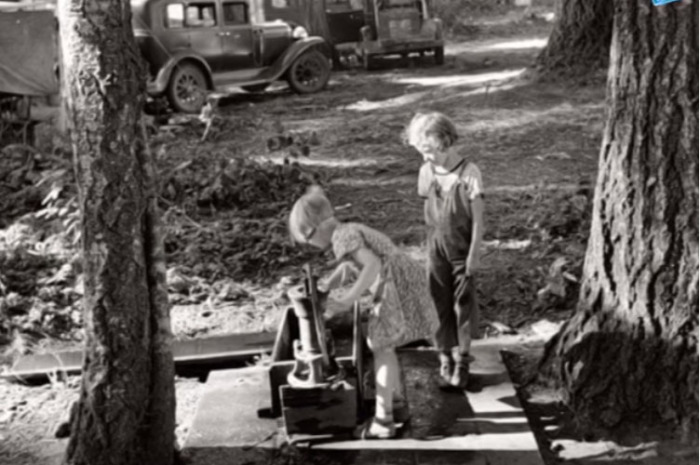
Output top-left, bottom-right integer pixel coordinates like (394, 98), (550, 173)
(355, 347), (399, 439)
(373, 348), (399, 423)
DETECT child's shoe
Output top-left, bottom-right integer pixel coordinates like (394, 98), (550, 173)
(354, 417), (397, 439)
(450, 352), (469, 389)
(438, 352), (454, 386)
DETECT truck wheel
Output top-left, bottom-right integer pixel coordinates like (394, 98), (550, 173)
(167, 62), (208, 113)
(434, 46), (445, 66)
(287, 50), (330, 94)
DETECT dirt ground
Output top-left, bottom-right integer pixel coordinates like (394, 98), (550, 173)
(0, 4), (697, 465)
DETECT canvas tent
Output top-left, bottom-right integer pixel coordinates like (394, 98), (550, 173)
(0, 8), (59, 97)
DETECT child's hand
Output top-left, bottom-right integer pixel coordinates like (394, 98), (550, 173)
(324, 296), (348, 320)
(331, 294), (355, 310)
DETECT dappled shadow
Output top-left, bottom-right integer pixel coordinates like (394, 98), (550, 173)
(182, 445), (545, 465)
(211, 33), (549, 116)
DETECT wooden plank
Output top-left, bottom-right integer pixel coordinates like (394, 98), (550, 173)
(269, 356), (356, 417)
(281, 381), (358, 435)
(398, 349), (478, 439)
(4, 332), (275, 382)
(270, 306), (297, 362)
(269, 360), (295, 416)
(352, 303), (367, 416)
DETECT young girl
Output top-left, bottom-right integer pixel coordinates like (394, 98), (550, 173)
(404, 111), (484, 389)
(289, 186), (439, 439)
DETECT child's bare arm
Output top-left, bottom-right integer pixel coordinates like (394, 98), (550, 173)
(320, 261), (359, 291)
(466, 195), (484, 275)
(334, 247), (381, 307)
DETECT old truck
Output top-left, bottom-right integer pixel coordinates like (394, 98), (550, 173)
(262, 0), (445, 70)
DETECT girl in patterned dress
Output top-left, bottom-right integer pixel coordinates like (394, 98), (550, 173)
(289, 186), (439, 439)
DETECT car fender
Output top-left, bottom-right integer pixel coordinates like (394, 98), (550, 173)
(147, 52), (213, 96)
(264, 37), (327, 81)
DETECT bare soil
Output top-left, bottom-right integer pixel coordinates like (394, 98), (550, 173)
(0, 4), (696, 465)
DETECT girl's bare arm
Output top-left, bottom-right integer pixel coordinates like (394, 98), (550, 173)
(334, 247), (381, 307)
(320, 261), (359, 291)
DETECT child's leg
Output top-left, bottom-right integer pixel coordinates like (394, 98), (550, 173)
(373, 348), (399, 423)
(454, 273), (478, 354)
(452, 272), (478, 388)
(354, 346), (399, 439)
(428, 244), (458, 381)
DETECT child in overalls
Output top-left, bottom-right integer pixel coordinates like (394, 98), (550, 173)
(289, 186), (439, 439)
(405, 112), (484, 389)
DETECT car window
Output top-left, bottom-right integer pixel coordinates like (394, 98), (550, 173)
(185, 3), (217, 27)
(326, 0), (361, 12)
(165, 3), (185, 28)
(222, 2), (248, 25)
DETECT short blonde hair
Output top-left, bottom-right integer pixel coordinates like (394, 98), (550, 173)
(289, 185), (334, 244)
(404, 112), (458, 152)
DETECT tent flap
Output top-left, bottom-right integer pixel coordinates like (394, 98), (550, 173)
(0, 10), (58, 96)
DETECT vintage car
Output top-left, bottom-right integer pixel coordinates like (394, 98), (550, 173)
(131, 0), (332, 112)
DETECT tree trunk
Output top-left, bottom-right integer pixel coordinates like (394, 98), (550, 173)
(535, 0), (613, 79)
(57, 0), (176, 463)
(289, 0), (338, 65)
(293, 0), (331, 42)
(540, 0), (698, 433)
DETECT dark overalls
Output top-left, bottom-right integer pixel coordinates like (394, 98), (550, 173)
(421, 158), (480, 358)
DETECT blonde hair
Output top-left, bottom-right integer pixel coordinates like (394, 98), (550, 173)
(289, 185), (334, 244)
(403, 112), (458, 152)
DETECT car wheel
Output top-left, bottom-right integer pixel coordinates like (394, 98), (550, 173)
(241, 84), (270, 93)
(287, 49), (330, 94)
(434, 46), (445, 66)
(167, 62), (208, 113)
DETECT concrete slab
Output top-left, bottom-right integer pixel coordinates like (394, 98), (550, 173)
(185, 366), (278, 449)
(183, 336), (545, 465)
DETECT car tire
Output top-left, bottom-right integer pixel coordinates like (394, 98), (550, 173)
(434, 46), (445, 66)
(241, 84), (270, 93)
(286, 49), (331, 94)
(167, 62), (208, 114)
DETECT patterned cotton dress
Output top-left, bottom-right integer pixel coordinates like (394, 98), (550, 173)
(331, 222), (439, 351)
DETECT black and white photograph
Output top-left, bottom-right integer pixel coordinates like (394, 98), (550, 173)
(0, 0), (697, 464)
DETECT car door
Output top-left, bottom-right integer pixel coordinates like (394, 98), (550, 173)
(325, 0), (365, 44)
(218, 1), (258, 70)
(181, 2), (226, 70)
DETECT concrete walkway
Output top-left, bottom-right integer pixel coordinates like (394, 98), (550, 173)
(183, 336), (545, 465)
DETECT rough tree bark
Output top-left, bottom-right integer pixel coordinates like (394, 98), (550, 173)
(57, 0), (176, 463)
(535, 0), (613, 79)
(541, 0), (698, 433)
(292, 0), (331, 43)
(289, 0), (338, 65)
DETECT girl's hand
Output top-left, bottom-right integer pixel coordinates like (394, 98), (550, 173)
(321, 261), (359, 292)
(332, 294), (355, 309)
